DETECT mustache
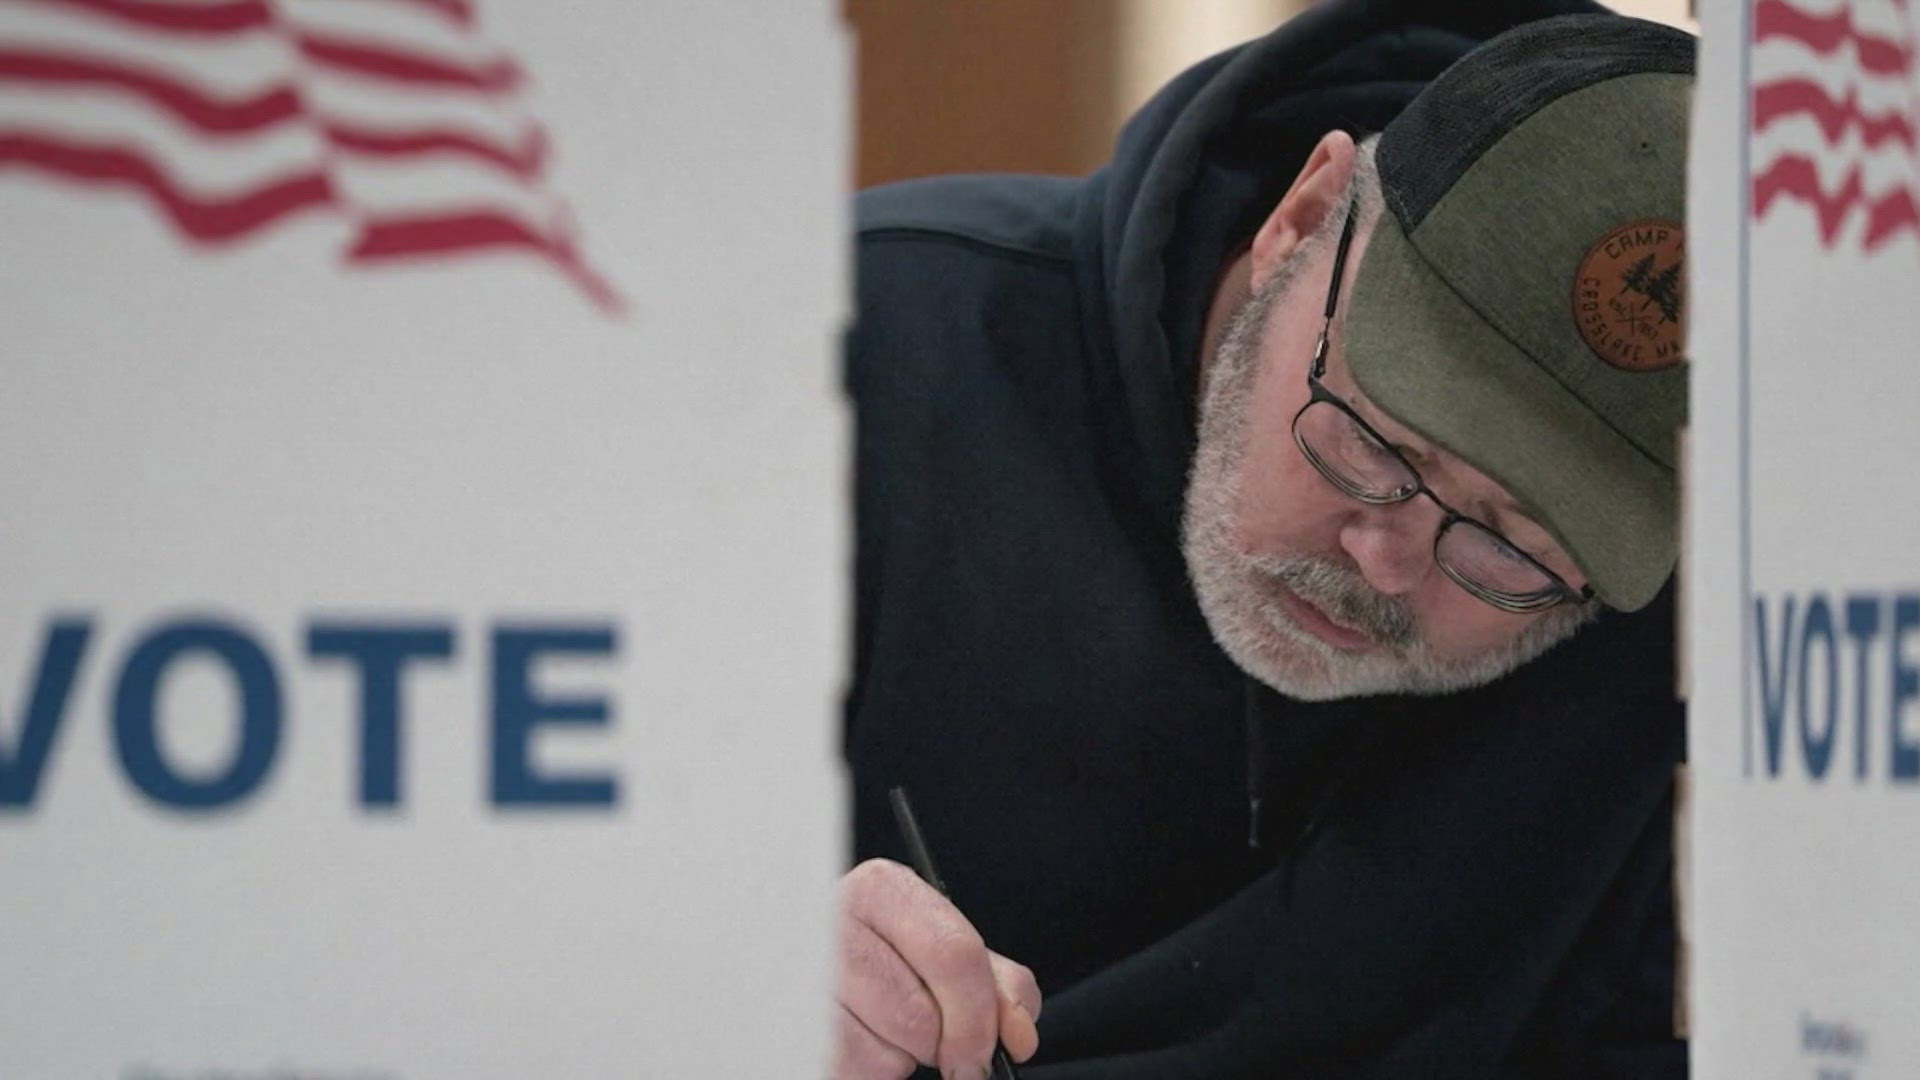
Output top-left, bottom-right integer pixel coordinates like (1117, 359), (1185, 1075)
(1251, 555), (1418, 649)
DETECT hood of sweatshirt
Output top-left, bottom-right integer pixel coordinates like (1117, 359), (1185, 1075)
(1077, 0), (1612, 525)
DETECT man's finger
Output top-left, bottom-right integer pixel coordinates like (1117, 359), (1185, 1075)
(833, 1002), (920, 1080)
(988, 952), (1042, 1020)
(995, 996), (1039, 1064)
(843, 858), (1000, 1077)
(839, 912), (943, 1064)
(988, 952), (1042, 1063)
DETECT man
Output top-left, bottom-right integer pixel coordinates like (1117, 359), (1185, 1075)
(838, 3), (1691, 1077)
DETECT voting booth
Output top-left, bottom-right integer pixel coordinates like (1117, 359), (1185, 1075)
(0, 1), (847, 1075)
(1691, 0), (1920, 1074)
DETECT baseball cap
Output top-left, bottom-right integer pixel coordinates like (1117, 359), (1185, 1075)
(1345, 14), (1694, 612)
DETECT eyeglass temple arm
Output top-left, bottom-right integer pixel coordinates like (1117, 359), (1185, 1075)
(1310, 198), (1361, 380)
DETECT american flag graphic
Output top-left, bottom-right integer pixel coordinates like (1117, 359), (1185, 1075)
(0, 0), (623, 314)
(1752, 0), (1920, 251)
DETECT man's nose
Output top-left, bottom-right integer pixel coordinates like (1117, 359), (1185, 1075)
(1337, 498), (1443, 597)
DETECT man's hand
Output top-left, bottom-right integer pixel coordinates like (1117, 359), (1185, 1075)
(834, 857), (1042, 1080)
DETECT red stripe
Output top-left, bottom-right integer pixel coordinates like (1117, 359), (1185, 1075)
(0, 48), (303, 135)
(1752, 153), (1920, 250)
(44, 0), (273, 34)
(1752, 76), (1916, 150)
(0, 128), (333, 241)
(393, 0), (474, 26)
(1754, 0), (1913, 76)
(1864, 186), (1920, 247)
(322, 120), (546, 180)
(1754, 154), (1859, 244)
(295, 31), (519, 93)
(349, 210), (624, 314)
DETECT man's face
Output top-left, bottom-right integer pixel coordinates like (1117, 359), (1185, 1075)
(1182, 218), (1595, 701)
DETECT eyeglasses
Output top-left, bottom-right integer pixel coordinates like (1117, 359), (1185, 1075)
(1291, 203), (1593, 614)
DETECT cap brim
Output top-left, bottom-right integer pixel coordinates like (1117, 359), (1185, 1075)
(1345, 211), (1675, 611)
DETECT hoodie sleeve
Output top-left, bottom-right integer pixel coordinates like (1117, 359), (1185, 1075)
(1009, 781), (1684, 1080)
(1010, 623), (1687, 1079)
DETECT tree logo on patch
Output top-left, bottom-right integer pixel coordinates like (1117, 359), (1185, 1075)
(1572, 219), (1685, 371)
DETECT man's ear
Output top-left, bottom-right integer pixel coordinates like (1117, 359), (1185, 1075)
(1248, 130), (1356, 294)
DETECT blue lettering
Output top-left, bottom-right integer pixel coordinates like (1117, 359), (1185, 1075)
(307, 623), (456, 808)
(112, 619), (281, 810)
(1844, 595), (1882, 781)
(8, 613), (624, 811)
(1755, 594), (1797, 777)
(490, 625), (619, 807)
(1891, 596), (1920, 782)
(1799, 594), (1839, 779)
(0, 619), (93, 807)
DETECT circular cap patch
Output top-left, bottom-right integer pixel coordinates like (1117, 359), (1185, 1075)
(1572, 219), (1686, 371)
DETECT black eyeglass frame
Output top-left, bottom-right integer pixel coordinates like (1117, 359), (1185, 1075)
(1291, 201), (1595, 614)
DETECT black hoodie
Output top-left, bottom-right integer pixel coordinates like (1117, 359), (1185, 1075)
(844, 1), (1686, 1076)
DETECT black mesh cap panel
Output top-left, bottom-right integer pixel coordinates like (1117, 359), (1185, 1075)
(1377, 14), (1696, 230)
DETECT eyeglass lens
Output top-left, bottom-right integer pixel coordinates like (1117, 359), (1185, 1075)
(1294, 400), (1562, 601)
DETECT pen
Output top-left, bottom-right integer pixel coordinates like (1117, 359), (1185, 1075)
(888, 786), (1025, 1080)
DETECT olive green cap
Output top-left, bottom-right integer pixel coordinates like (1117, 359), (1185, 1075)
(1346, 16), (1694, 611)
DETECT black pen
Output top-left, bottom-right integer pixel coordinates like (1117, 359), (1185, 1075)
(888, 786), (1025, 1080)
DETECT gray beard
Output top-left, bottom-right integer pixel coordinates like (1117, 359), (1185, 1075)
(1180, 270), (1595, 701)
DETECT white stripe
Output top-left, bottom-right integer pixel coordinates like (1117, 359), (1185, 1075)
(1750, 52), (1918, 116)
(0, 1), (292, 95)
(1752, 39), (1918, 89)
(330, 154), (552, 221)
(303, 72), (529, 147)
(1843, 0), (1911, 46)
(1752, 111), (1917, 164)
(280, 0), (501, 67)
(0, 84), (323, 190)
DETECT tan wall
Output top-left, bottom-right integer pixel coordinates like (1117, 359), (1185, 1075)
(850, 0), (1699, 189)
(1606, 0), (1698, 31)
(1112, 0), (1307, 134)
(846, 0), (1120, 187)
